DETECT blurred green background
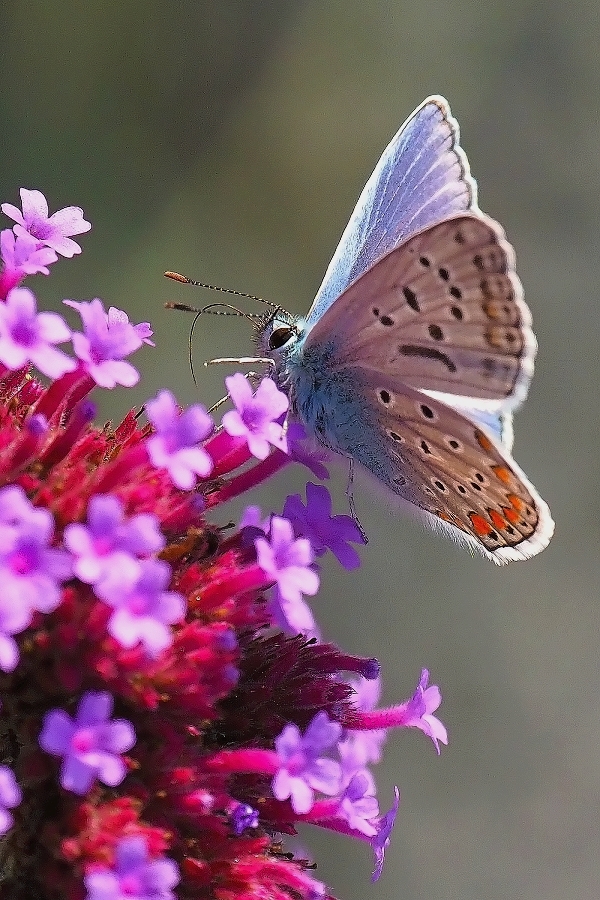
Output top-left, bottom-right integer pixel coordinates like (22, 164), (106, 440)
(2, 2), (599, 899)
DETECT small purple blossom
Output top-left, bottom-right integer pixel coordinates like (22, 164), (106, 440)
(0, 286), (76, 378)
(256, 515), (320, 637)
(0, 485), (72, 631)
(255, 515), (319, 606)
(95, 557), (186, 657)
(145, 390), (214, 490)
(0, 766), (22, 834)
(222, 374), (289, 460)
(338, 770), (379, 837)
(64, 299), (151, 387)
(400, 669), (448, 753)
(2, 188), (91, 258)
(84, 836), (180, 900)
(0, 228), (58, 291)
(370, 786), (400, 882)
(272, 711), (342, 814)
(230, 801), (260, 835)
(64, 494), (165, 585)
(39, 691), (135, 795)
(283, 482), (365, 570)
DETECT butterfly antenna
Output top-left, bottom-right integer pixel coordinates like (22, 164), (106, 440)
(164, 271), (279, 310)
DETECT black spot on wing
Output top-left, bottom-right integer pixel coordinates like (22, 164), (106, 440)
(399, 344), (457, 372)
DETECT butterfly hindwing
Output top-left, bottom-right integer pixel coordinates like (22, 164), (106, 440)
(307, 96), (476, 327)
(304, 213), (535, 410)
(294, 366), (553, 563)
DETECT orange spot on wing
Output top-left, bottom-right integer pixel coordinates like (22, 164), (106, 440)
(475, 430), (493, 452)
(469, 512), (494, 537)
(492, 465), (512, 485)
(507, 493), (525, 513)
(502, 505), (521, 525)
(489, 509), (507, 531)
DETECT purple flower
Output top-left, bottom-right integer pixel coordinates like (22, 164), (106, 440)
(338, 770), (379, 836)
(0, 766), (22, 834)
(39, 691), (135, 795)
(272, 711), (342, 814)
(370, 786), (400, 882)
(2, 188), (91, 258)
(230, 801), (259, 835)
(64, 494), (165, 585)
(145, 390), (214, 490)
(222, 374), (289, 460)
(255, 516), (319, 606)
(64, 299), (150, 387)
(399, 669), (448, 753)
(95, 558), (186, 657)
(0, 287), (76, 378)
(84, 836), (180, 900)
(282, 482), (365, 570)
(0, 485), (72, 623)
(1, 228), (58, 285)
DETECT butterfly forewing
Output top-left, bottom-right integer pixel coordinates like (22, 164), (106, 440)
(307, 96), (477, 327)
(304, 213), (535, 409)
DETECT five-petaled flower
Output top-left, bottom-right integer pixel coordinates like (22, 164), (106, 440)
(2, 188), (91, 257)
(283, 481), (366, 570)
(94, 557), (186, 657)
(39, 692), (136, 795)
(83, 835), (180, 900)
(272, 711), (343, 814)
(64, 298), (152, 387)
(0, 286), (76, 378)
(222, 373), (289, 459)
(145, 389), (214, 490)
(64, 493), (165, 586)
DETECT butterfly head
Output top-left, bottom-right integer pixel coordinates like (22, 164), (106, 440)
(255, 308), (307, 383)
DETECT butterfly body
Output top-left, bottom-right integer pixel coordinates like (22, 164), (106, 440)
(256, 97), (554, 563)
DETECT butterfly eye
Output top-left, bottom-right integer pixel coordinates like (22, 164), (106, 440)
(269, 326), (294, 350)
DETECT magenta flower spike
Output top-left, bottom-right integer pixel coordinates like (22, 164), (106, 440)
(0, 187), (447, 899)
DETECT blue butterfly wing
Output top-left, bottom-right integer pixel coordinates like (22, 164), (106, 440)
(306, 96), (477, 329)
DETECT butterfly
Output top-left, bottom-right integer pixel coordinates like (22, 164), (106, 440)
(255, 96), (554, 564)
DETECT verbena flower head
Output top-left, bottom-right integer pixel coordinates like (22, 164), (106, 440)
(0, 189), (447, 900)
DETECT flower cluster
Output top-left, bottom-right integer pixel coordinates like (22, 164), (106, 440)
(0, 188), (447, 900)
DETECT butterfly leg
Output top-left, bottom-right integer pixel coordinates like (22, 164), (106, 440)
(204, 356), (276, 369)
(346, 459), (369, 544)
